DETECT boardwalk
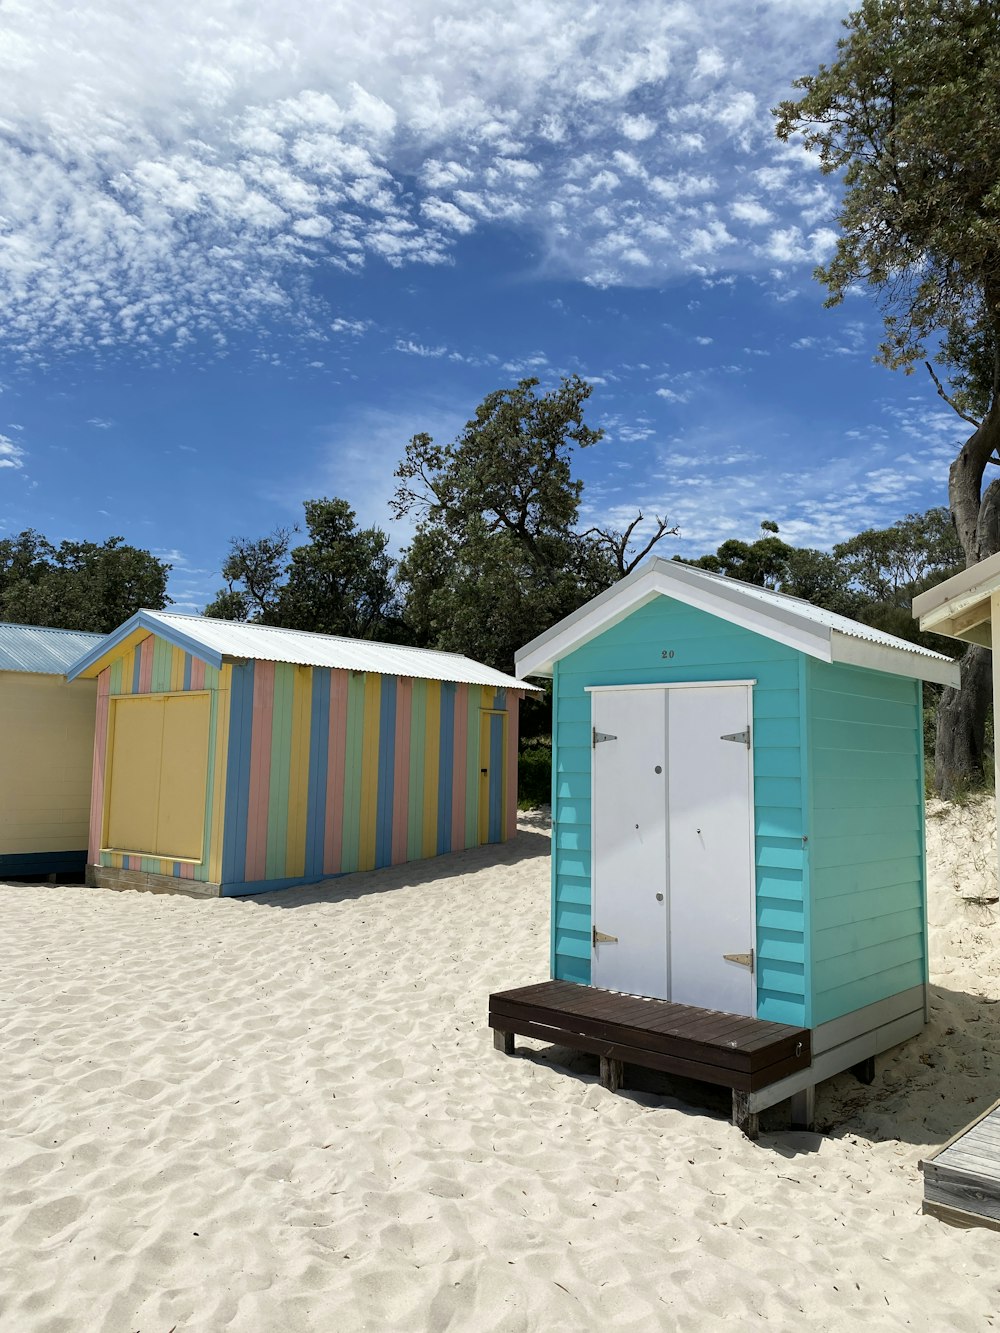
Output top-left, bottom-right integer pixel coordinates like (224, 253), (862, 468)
(921, 1097), (1000, 1231)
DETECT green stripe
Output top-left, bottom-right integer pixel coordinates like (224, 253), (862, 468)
(152, 638), (173, 693)
(407, 680), (426, 860)
(341, 672), (366, 872)
(266, 664), (294, 879)
(110, 659), (123, 696)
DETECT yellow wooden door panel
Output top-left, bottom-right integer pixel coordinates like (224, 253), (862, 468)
(155, 694), (209, 860)
(106, 697), (163, 854)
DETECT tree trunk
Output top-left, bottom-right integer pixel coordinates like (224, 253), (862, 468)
(934, 644), (993, 798)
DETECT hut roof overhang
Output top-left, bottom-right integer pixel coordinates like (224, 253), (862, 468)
(0, 623), (104, 674)
(516, 557), (961, 688)
(912, 550), (1000, 649)
(66, 609), (541, 691)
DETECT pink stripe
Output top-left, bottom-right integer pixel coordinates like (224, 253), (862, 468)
(244, 660), (275, 881)
(138, 636), (154, 694)
(451, 683), (468, 851)
(323, 670), (349, 873)
(391, 678), (412, 864)
(190, 657), (206, 690)
(89, 669), (111, 862)
(505, 694), (520, 840)
(179, 861), (195, 880)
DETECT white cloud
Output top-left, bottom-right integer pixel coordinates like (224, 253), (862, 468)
(330, 317), (371, 335)
(87, 417), (114, 428)
(394, 338), (448, 358)
(0, 435), (26, 469)
(0, 0), (855, 358)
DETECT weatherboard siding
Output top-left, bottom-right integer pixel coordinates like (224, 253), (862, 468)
(551, 596), (808, 1026)
(806, 660), (926, 1025)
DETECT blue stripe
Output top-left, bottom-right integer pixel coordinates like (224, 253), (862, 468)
(220, 661), (255, 887)
(488, 712), (503, 842)
(305, 667), (330, 877)
(183, 653), (192, 691)
(131, 646), (142, 694)
(375, 676), (396, 868)
(437, 683), (455, 854)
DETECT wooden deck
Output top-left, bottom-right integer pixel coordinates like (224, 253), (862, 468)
(921, 1097), (1000, 1231)
(489, 980), (811, 1138)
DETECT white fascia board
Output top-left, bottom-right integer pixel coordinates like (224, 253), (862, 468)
(516, 562), (833, 678)
(912, 550), (1000, 626)
(831, 631), (960, 687)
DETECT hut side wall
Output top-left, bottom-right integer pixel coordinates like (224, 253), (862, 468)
(806, 659), (926, 1025)
(219, 663), (519, 896)
(551, 596), (809, 1027)
(0, 671), (97, 875)
(90, 634), (230, 885)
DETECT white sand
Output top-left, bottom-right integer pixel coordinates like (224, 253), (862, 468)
(2, 804), (1000, 1331)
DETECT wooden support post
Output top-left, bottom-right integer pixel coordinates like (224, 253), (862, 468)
(493, 1028), (514, 1055)
(789, 1085), (815, 1130)
(732, 1090), (759, 1141)
(599, 1056), (624, 1093)
(851, 1056), (876, 1086)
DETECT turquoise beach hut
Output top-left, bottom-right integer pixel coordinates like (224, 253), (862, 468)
(502, 557), (959, 1127)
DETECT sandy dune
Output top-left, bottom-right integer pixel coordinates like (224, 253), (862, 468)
(2, 804), (1000, 1331)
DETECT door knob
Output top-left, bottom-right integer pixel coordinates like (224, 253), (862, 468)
(655, 892), (664, 902)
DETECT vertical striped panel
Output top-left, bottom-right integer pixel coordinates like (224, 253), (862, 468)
(451, 683), (468, 852)
(437, 682), (455, 854)
(110, 657), (123, 696)
(207, 664), (232, 883)
(488, 712), (504, 842)
(407, 680), (426, 861)
(244, 659), (275, 882)
(392, 678), (412, 863)
(375, 675), (396, 869)
(341, 672), (366, 872)
(191, 658), (206, 690)
(304, 667), (331, 879)
(285, 666), (311, 878)
(130, 645), (141, 694)
(183, 654), (193, 691)
(358, 672), (381, 870)
(422, 681), (440, 857)
(221, 661), (255, 886)
(324, 670), (349, 874)
(265, 663), (294, 881)
(89, 668), (111, 861)
(170, 645), (185, 692)
(505, 693), (520, 841)
(138, 637), (154, 694)
(464, 689), (479, 849)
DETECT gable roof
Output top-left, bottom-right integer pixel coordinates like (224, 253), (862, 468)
(0, 622), (104, 675)
(515, 557), (960, 688)
(66, 609), (540, 691)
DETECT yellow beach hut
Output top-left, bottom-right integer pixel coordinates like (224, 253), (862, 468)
(0, 623), (103, 877)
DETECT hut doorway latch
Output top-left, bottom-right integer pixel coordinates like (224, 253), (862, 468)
(723, 949), (754, 972)
(592, 727), (618, 747)
(720, 727), (751, 749)
(593, 927), (619, 945)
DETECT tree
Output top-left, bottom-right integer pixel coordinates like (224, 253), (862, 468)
(775, 0), (1000, 796)
(205, 498), (399, 640)
(0, 531), (170, 633)
(393, 376), (676, 675)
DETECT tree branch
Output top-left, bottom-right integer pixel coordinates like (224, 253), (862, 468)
(924, 360), (982, 429)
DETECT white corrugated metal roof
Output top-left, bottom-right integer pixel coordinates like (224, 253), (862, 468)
(0, 623), (104, 674)
(67, 609), (540, 690)
(516, 557), (960, 688)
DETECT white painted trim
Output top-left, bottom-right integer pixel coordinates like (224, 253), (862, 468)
(810, 984), (927, 1054)
(831, 632), (960, 687)
(584, 679), (757, 693)
(746, 995), (927, 1114)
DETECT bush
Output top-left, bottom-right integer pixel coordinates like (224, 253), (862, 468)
(518, 741), (551, 807)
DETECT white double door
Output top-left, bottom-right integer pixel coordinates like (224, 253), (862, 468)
(590, 682), (756, 1016)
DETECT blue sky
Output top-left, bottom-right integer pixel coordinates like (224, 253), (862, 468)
(0, 0), (966, 613)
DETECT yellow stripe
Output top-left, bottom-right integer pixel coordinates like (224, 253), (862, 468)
(170, 646), (185, 692)
(422, 680), (440, 856)
(359, 673), (381, 869)
(285, 666), (311, 877)
(208, 664), (231, 883)
(121, 649), (134, 695)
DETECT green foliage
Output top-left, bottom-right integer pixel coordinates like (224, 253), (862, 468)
(394, 376), (674, 673)
(0, 530), (170, 633)
(517, 741), (552, 808)
(774, 0), (1000, 377)
(205, 498), (400, 640)
(832, 508), (963, 603)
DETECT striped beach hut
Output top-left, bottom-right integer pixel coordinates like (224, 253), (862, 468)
(66, 611), (537, 897)
(0, 623), (103, 878)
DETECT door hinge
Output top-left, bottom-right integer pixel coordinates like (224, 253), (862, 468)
(723, 949), (754, 972)
(593, 927), (619, 946)
(720, 727), (751, 749)
(592, 727), (618, 747)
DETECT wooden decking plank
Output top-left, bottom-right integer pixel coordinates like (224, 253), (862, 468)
(935, 1148), (1000, 1180)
